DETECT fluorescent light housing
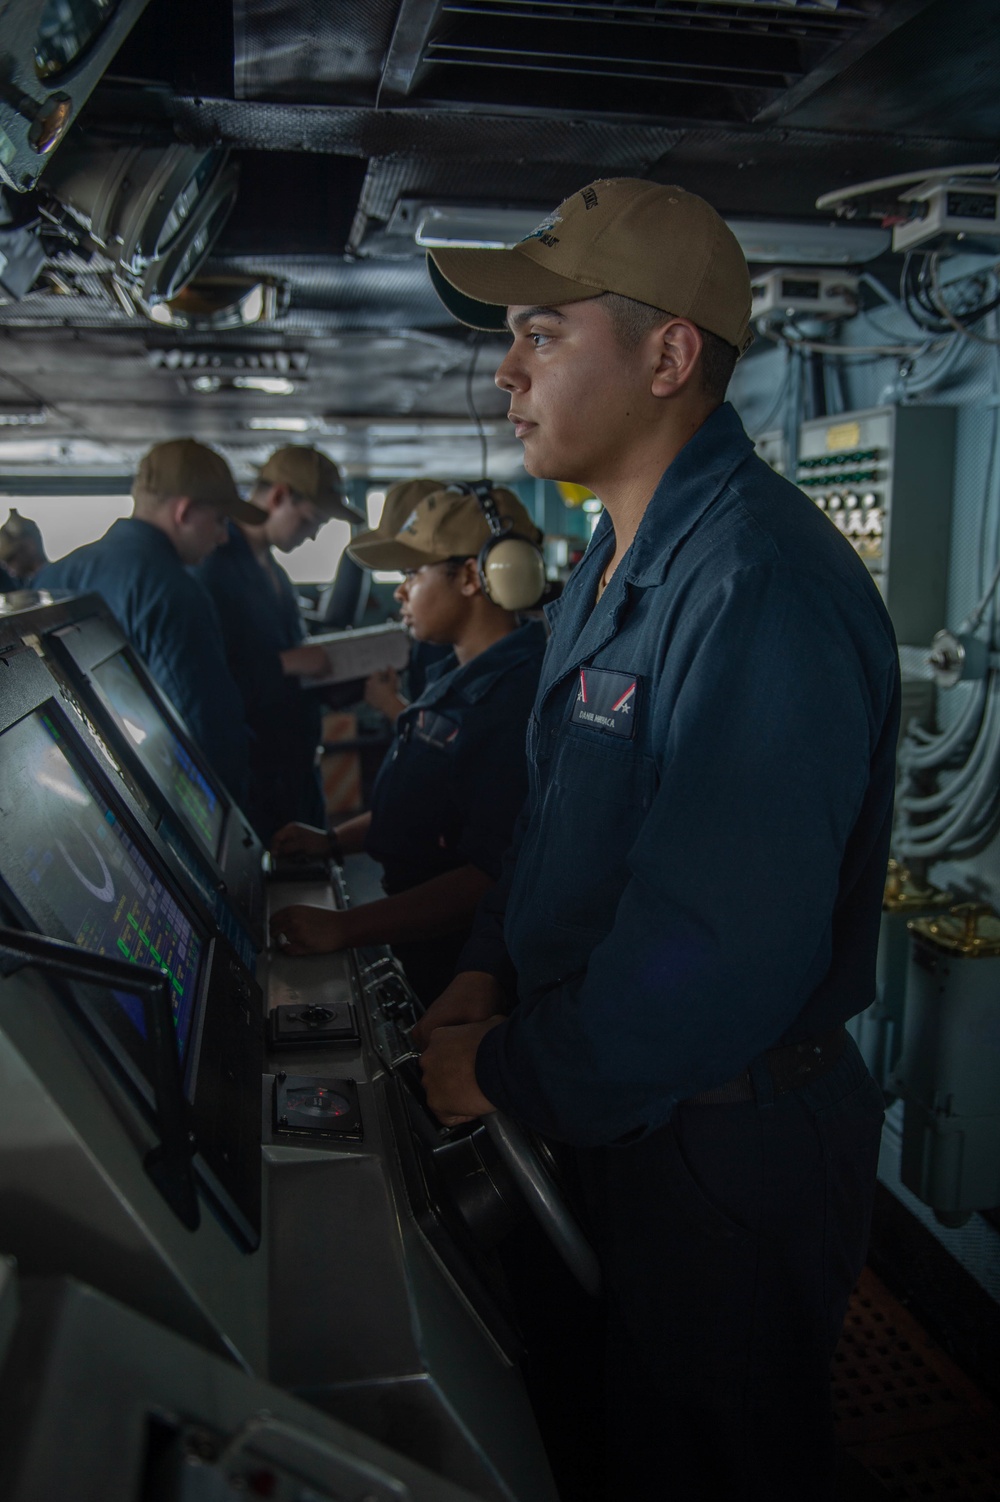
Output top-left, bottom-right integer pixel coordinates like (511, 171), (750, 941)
(243, 416), (314, 432)
(231, 375), (296, 395)
(415, 206), (542, 249)
(407, 201), (891, 264)
(728, 220), (890, 265)
(0, 403), (47, 427)
(148, 348), (308, 376)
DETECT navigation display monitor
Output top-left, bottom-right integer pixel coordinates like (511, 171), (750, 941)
(0, 709), (203, 1059)
(90, 651), (225, 860)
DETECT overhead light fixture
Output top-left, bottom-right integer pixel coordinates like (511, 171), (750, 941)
(405, 200), (890, 265)
(366, 421), (505, 439)
(243, 416), (314, 432)
(0, 402), (48, 427)
(147, 348), (307, 376)
(231, 374), (296, 395)
(0, 0), (152, 193)
(727, 220), (890, 266)
(45, 141), (239, 302)
(413, 205), (543, 250)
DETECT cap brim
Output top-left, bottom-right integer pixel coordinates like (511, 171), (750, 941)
(428, 251), (600, 330)
(347, 536), (440, 571)
(225, 495), (270, 525)
(254, 462), (366, 525)
(318, 496), (367, 525)
(347, 527), (381, 552)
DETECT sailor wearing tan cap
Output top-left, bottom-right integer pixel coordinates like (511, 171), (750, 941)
(268, 484), (546, 1006)
(414, 179), (899, 1500)
(36, 438), (263, 802)
(349, 478), (456, 721)
(197, 445), (364, 841)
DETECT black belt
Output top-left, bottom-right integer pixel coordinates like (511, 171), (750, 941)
(688, 1026), (848, 1105)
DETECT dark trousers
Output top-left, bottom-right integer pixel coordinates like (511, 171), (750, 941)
(575, 1036), (885, 1502)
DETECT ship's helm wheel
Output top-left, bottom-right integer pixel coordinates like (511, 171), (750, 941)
(483, 1111), (602, 1297)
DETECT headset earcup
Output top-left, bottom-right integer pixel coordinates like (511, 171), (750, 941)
(478, 535), (547, 611)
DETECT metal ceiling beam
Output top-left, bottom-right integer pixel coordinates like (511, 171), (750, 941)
(87, 83), (989, 162)
(378, 0), (445, 105)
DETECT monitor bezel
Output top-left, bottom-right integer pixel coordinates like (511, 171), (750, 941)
(0, 634), (262, 1251)
(8, 597), (265, 950)
(0, 682), (213, 1106)
(50, 619), (232, 866)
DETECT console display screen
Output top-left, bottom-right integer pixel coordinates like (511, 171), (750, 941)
(0, 709), (203, 1057)
(90, 651), (225, 859)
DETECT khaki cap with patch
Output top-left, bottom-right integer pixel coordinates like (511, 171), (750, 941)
(428, 177), (753, 355)
(347, 478), (446, 556)
(258, 445), (364, 523)
(347, 485), (541, 572)
(133, 438), (265, 525)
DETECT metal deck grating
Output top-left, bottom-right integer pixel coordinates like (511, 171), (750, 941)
(834, 1269), (1000, 1499)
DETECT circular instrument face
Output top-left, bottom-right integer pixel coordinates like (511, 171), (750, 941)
(287, 1087), (351, 1119)
(35, 0), (122, 79)
(294, 1005), (334, 1026)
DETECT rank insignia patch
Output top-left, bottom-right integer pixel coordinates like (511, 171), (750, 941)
(412, 709), (460, 749)
(570, 667), (639, 739)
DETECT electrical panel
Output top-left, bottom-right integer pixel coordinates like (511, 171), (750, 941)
(795, 405), (956, 645)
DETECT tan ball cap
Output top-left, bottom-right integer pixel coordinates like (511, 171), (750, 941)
(428, 177), (753, 355)
(347, 478), (446, 555)
(258, 445), (364, 523)
(133, 438), (265, 525)
(347, 485), (542, 572)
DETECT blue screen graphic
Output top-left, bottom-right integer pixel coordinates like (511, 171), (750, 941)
(0, 711), (202, 1056)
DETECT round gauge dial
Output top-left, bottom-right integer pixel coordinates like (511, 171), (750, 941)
(35, 0), (122, 80)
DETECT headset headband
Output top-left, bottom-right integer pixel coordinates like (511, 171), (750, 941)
(447, 479), (546, 611)
(448, 479), (510, 540)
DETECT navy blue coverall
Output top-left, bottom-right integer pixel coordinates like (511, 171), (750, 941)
(198, 524), (325, 842)
(366, 620), (545, 1005)
(37, 518), (249, 804)
(461, 403), (900, 1500)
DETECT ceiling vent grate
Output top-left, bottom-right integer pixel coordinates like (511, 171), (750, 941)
(391, 0), (877, 121)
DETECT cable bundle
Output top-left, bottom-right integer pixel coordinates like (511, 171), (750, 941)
(896, 331), (1000, 862)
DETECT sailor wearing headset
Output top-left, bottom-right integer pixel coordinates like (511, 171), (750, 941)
(269, 482), (547, 1006)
